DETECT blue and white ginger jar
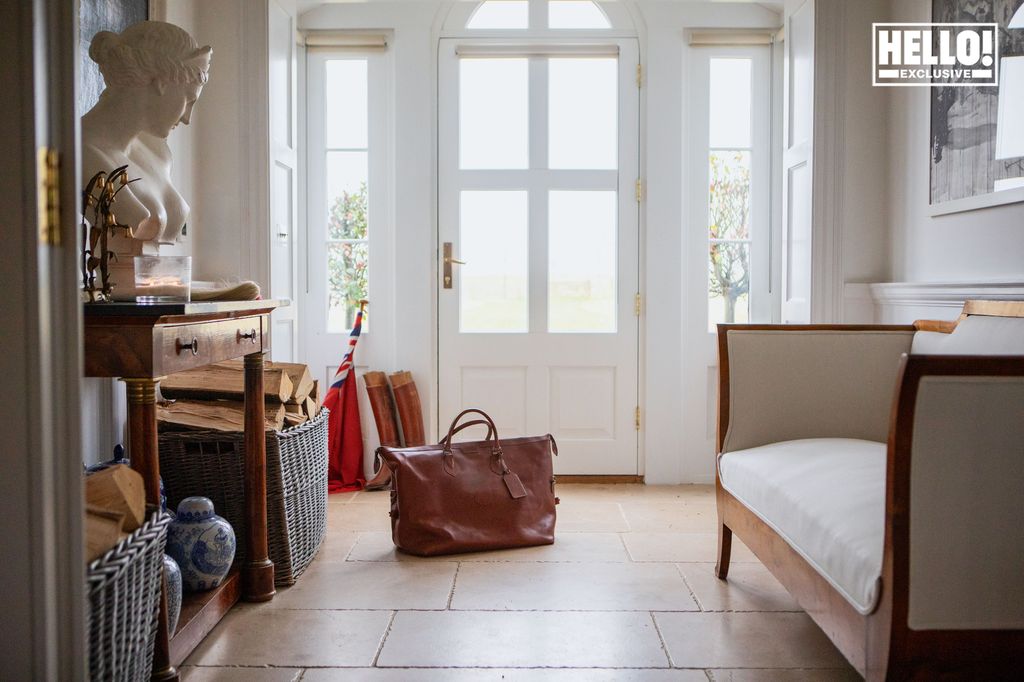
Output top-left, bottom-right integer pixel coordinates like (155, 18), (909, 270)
(162, 554), (182, 634)
(166, 496), (235, 592)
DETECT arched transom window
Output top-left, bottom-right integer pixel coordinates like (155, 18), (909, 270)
(445, 0), (633, 35)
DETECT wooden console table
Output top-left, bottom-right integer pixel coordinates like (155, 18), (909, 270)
(84, 299), (285, 681)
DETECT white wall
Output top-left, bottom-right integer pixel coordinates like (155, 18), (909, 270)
(643, 1), (780, 482)
(886, 0), (1024, 283)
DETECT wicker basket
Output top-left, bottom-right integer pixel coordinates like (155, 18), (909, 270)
(87, 508), (171, 682)
(158, 407), (329, 586)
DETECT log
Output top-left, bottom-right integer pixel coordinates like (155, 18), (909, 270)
(284, 402), (303, 415)
(218, 360), (314, 402)
(85, 464), (146, 532)
(157, 400), (286, 432)
(274, 362), (314, 402)
(160, 365), (292, 402)
(283, 413), (307, 428)
(310, 380), (320, 407)
(85, 505), (126, 563)
(303, 396), (317, 419)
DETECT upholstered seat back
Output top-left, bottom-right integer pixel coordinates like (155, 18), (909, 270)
(912, 314), (1024, 355)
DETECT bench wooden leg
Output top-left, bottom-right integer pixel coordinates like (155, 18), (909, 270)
(715, 523), (732, 580)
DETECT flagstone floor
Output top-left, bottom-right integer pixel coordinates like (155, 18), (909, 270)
(182, 484), (859, 681)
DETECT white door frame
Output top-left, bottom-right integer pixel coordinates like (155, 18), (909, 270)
(435, 37), (642, 474)
(1, 0), (85, 676)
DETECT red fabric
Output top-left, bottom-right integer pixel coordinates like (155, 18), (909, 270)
(325, 370), (365, 492)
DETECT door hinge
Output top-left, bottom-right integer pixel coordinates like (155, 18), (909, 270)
(38, 147), (60, 247)
(636, 63), (642, 88)
(635, 178), (643, 202)
(634, 292), (642, 316)
(634, 406), (641, 430)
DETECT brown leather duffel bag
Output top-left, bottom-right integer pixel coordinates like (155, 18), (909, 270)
(377, 409), (558, 556)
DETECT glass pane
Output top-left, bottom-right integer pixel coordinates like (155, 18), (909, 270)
(460, 58), (529, 169)
(709, 58), (752, 149)
(708, 150), (751, 240)
(549, 191), (617, 333)
(325, 60), (368, 149)
(466, 0), (529, 29)
(548, 0), (611, 29)
(460, 191), (529, 333)
(708, 242), (750, 331)
(328, 241), (369, 333)
(549, 58), (617, 169)
(327, 151), (368, 239)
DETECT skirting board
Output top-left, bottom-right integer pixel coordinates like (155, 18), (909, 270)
(556, 475), (645, 484)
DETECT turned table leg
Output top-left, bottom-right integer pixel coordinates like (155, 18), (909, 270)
(242, 351), (276, 601)
(123, 378), (178, 682)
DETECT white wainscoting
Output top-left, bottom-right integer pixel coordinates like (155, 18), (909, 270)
(845, 281), (1024, 325)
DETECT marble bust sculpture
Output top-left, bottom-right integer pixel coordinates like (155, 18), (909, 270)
(81, 21), (211, 246)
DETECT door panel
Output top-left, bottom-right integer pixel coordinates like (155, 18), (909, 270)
(782, 0), (814, 323)
(438, 40), (640, 474)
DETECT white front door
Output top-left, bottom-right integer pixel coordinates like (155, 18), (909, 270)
(438, 39), (640, 475)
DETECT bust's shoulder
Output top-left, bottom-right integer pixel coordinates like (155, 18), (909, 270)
(132, 133), (173, 161)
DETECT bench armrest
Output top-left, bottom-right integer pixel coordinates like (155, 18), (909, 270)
(717, 325), (916, 454)
(889, 355), (1024, 631)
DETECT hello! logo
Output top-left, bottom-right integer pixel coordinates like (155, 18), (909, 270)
(873, 23), (999, 86)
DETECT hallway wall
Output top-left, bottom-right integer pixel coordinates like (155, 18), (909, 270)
(886, 0), (1024, 283)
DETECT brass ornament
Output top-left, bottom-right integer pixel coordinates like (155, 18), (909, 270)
(80, 165), (139, 302)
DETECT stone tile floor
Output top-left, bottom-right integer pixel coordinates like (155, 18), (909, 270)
(182, 484), (860, 681)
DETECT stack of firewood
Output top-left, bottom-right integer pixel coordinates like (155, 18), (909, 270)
(157, 361), (321, 432)
(85, 464), (146, 562)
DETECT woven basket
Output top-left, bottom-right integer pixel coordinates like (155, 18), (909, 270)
(87, 508), (171, 682)
(158, 407), (329, 586)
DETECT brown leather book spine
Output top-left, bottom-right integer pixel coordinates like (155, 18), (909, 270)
(364, 371), (401, 447)
(390, 370), (426, 447)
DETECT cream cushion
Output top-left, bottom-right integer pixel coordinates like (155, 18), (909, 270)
(911, 314), (1024, 355)
(718, 438), (885, 614)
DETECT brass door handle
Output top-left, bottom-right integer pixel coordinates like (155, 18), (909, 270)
(443, 242), (466, 289)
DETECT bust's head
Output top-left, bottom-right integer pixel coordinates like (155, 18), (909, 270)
(90, 21), (212, 139)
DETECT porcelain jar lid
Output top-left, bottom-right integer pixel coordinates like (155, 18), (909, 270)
(175, 496), (216, 522)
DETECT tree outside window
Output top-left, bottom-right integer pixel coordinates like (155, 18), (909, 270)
(707, 150), (751, 326)
(327, 182), (369, 330)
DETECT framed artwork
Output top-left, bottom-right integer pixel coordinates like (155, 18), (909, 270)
(930, 0), (1024, 215)
(78, 0), (149, 118)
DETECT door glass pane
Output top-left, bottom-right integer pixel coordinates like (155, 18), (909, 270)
(328, 242), (368, 333)
(460, 58), (529, 169)
(549, 57), (617, 169)
(549, 191), (617, 333)
(460, 191), (529, 332)
(466, 1), (528, 29)
(709, 58), (752, 149)
(327, 151), (369, 333)
(708, 150), (751, 241)
(325, 60), (368, 149)
(548, 1), (611, 29)
(708, 241), (750, 331)
(326, 152), (368, 237)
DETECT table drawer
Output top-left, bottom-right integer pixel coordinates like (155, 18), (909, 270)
(158, 316), (266, 374)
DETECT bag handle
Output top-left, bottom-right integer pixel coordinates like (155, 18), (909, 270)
(443, 409), (502, 455)
(439, 419), (495, 446)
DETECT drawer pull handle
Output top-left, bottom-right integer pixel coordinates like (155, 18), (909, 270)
(238, 328), (258, 344)
(176, 337), (199, 356)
